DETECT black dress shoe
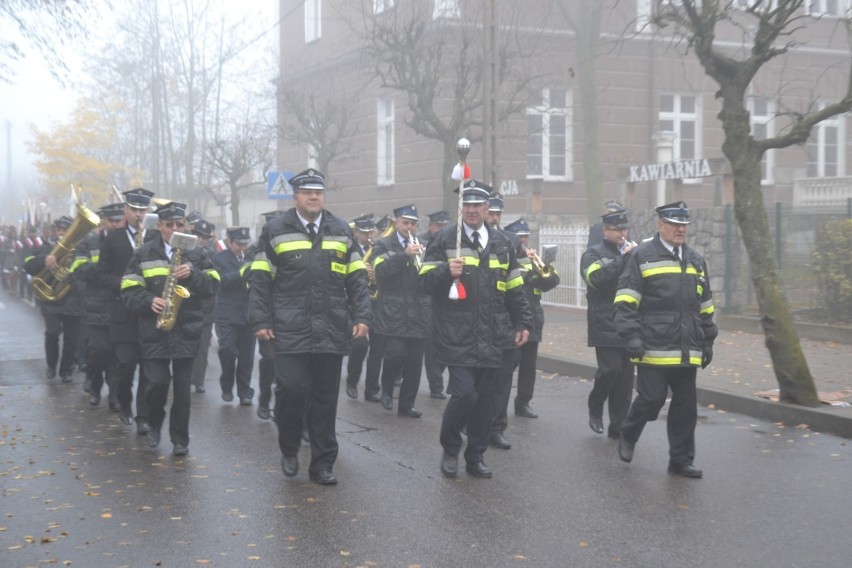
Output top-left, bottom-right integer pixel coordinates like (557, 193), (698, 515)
(345, 385), (358, 399)
(489, 432), (511, 450)
(257, 406), (271, 420)
(173, 443), (188, 456)
(440, 452), (458, 478)
(515, 404), (538, 418)
(194, 385), (206, 393)
(239, 397), (253, 406)
(60, 373), (73, 383)
(281, 455), (299, 477)
(88, 393), (100, 406)
(118, 408), (134, 426)
(607, 430), (621, 439)
(398, 408), (422, 418)
(309, 470), (338, 485)
(222, 391), (234, 402)
(668, 463), (703, 478)
(365, 393), (381, 403)
(466, 461), (493, 479)
(618, 438), (635, 463)
(589, 415), (605, 434)
(136, 419), (150, 436)
(380, 394), (393, 411)
(430, 391), (447, 399)
(46, 367), (56, 379)
(146, 429), (161, 448)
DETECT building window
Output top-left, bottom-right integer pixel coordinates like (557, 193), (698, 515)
(526, 88), (572, 181)
(732, 0), (778, 10)
(433, 0), (460, 20)
(305, 0), (321, 43)
(806, 110), (845, 177)
(377, 98), (395, 186)
(659, 93), (702, 163)
(748, 96), (775, 184)
(805, 0), (849, 17)
(373, 0), (395, 14)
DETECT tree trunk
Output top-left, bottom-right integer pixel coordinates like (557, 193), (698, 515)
(575, 1), (603, 224)
(719, 97), (820, 407)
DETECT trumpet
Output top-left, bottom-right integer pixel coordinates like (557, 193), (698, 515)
(618, 237), (638, 254)
(408, 230), (424, 271)
(524, 245), (555, 278)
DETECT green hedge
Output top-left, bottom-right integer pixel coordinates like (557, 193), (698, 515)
(812, 219), (852, 323)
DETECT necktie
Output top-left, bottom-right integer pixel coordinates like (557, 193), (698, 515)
(237, 253), (244, 264)
(307, 222), (317, 238)
(403, 238), (410, 249)
(472, 231), (482, 253)
(673, 246), (680, 260)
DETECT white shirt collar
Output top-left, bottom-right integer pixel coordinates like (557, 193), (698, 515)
(296, 211), (322, 232)
(463, 223), (488, 249)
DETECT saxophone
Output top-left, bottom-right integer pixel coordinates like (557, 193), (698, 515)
(156, 232), (197, 332)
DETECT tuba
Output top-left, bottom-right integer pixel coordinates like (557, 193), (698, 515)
(32, 204), (100, 302)
(156, 232), (197, 332)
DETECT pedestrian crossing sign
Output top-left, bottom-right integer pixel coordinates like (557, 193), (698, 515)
(267, 171), (294, 199)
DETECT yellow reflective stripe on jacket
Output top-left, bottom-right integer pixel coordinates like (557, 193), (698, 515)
(631, 350), (702, 366)
(419, 262), (439, 275)
(274, 240), (311, 254)
(584, 261), (602, 286)
(205, 269), (220, 281)
(505, 274), (524, 291)
(322, 241), (348, 255)
(239, 264), (250, 277)
(69, 257), (89, 272)
(24, 255), (34, 263)
(250, 259), (271, 273)
(488, 256), (509, 271)
(142, 267), (170, 278)
(700, 299), (715, 315)
(121, 274), (145, 290)
(372, 254), (388, 268)
(461, 256), (480, 267)
(91, 254), (100, 263)
(347, 259), (365, 274)
(641, 261), (701, 279)
(614, 288), (641, 305)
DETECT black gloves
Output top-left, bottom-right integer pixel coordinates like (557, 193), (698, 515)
(702, 345), (713, 369)
(625, 338), (644, 360)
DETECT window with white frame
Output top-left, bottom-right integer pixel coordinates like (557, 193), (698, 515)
(526, 88), (572, 180)
(806, 110), (845, 177)
(305, 0), (321, 43)
(732, 0), (779, 11)
(377, 98), (395, 186)
(373, 0), (395, 14)
(748, 96), (776, 184)
(805, 0), (849, 17)
(433, 0), (460, 19)
(659, 93), (702, 163)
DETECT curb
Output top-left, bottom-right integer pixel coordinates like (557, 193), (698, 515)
(537, 354), (852, 440)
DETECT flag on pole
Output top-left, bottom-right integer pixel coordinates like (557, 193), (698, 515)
(451, 162), (471, 181)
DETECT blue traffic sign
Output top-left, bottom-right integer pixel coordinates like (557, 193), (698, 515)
(267, 171), (294, 199)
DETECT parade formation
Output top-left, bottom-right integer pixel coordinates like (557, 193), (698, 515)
(1, 144), (718, 486)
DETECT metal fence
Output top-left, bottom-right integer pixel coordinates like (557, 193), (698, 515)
(538, 224), (589, 308)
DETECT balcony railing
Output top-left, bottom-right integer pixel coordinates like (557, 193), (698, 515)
(793, 176), (852, 207)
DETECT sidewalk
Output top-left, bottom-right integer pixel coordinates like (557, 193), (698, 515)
(538, 306), (852, 438)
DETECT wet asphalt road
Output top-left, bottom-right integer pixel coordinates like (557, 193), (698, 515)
(1, 295), (851, 568)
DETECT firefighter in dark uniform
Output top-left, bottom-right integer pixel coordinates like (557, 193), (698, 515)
(586, 200), (624, 248)
(504, 218), (560, 419)
(581, 208), (637, 437)
(615, 202), (717, 478)
(345, 213), (377, 400)
(248, 169), (372, 485)
(212, 226), (256, 405)
(24, 216), (81, 382)
(420, 181), (532, 479)
(75, 203), (126, 404)
(95, 188), (156, 432)
(189, 219), (216, 393)
(121, 201), (220, 456)
(419, 210), (450, 399)
(247, 210), (283, 420)
(371, 204), (429, 417)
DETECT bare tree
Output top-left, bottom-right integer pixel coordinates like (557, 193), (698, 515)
(205, 119), (275, 226)
(655, 0), (852, 406)
(0, 0), (102, 83)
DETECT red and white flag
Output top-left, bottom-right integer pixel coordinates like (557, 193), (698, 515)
(216, 239), (227, 252)
(451, 162), (471, 181)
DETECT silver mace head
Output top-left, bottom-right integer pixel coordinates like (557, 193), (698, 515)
(456, 138), (471, 161)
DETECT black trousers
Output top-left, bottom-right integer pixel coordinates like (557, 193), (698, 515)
(274, 353), (343, 475)
(514, 340), (539, 407)
(43, 312), (80, 376)
(190, 322), (213, 387)
(423, 335), (446, 394)
(113, 341), (149, 420)
(85, 325), (114, 395)
(257, 338), (276, 409)
(588, 346), (634, 435)
(363, 331), (385, 399)
(441, 365), (500, 465)
(379, 335), (425, 412)
(620, 366), (697, 467)
(75, 322), (88, 368)
(491, 348), (519, 435)
(345, 335), (369, 387)
(216, 322), (256, 399)
(143, 357), (193, 446)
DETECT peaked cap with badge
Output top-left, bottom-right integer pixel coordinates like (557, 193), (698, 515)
(454, 180), (492, 203)
(602, 209), (629, 229)
(393, 204), (418, 221)
(289, 168), (325, 191)
(155, 201), (187, 220)
(226, 227), (252, 244)
(504, 218), (530, 235)
(655, 201), (690, 225)
(99, 203), (126, 220)
(123, 187), (154, 209)
(353, 213), (376, 232)
(427, 210), (450, 224)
